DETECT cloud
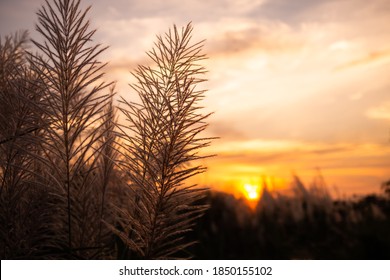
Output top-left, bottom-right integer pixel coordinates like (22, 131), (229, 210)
(251, 0), (326, 23)
(208, 139), (355, 157)
(88, 0), (266, 23)
(207, 120), (249, 141)
(0, 0), (41, 36)
(366, 102), (390, 121)
(255, 0), (390, 25)
(205, 19), (303, 57)
(335, 50), (390, 71)
(204, 139), (390, 194)
(3, 0), (390, 196)
(105, 58), (151, 74)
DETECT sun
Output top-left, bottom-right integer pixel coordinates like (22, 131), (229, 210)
(243, 183), (261, 201)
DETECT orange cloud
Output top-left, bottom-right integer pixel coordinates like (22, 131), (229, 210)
(206, 22), (303, 57)
(198, 140), (390, 196)
(366, 102), (390, 121)
(335, 49), (390, 71)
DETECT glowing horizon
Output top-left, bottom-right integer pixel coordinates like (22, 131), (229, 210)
(1, 0), (390, 198)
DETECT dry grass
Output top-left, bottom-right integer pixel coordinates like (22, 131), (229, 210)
(0, 30), (52, 259)
(110, 23), (213, 259)
(189, 176), (390, 259)
(0, 0), (212, 260)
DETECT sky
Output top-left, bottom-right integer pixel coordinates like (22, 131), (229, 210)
(1, 0), (390, 198)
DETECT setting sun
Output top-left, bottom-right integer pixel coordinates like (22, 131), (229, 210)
(2, 0), (390, 265)
(243, 183), (261, 201)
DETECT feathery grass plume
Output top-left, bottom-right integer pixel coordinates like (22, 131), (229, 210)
(95, 85), (119, 258)
(29, 0), (112, 258)
(0, 31), (52, 259)
(113, 23), (213, 259)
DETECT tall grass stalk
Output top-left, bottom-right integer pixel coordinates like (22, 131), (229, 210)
(112, 23), (213, 259)
(29, 0), (112, 258)
(96, 86), (119, 257)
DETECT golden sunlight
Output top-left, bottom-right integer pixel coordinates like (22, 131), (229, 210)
(243, 183), (261, 201)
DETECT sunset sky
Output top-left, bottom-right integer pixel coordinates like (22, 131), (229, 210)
(1, 0), (390, 198)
